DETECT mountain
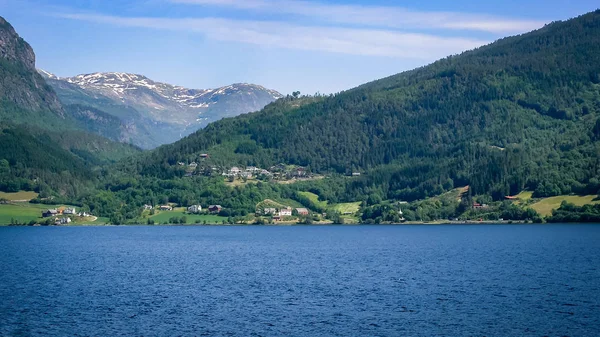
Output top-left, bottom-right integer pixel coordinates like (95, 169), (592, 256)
(0, 16), (141, 197)
(137, 10), (600, 203)
(0, 17), (63, 124)
(40, 70), (283, 148)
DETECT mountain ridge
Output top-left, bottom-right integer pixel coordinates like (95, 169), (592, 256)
(39, 69), (283, 148)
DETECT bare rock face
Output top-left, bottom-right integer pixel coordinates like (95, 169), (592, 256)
(0, 16), (63, 117)
(0, 17), (35, 69)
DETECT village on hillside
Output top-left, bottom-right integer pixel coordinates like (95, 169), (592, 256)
(176, 157), (319, 183)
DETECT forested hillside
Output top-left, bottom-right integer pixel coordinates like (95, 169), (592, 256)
(135, 10), (600, 203)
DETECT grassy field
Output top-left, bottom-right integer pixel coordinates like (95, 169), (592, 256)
(298, 191), (328, 209)
(531, 195), (600, 217)
(0, 202), (104, 225)
(0, 191), (39, 201)
(331, 202), (361, 215)
(149, 211), (227, 224)
(515, 191), (534, 200)
(0, 203), (48, 224)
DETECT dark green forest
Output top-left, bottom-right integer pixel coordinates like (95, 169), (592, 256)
(131, 10), (600, 204)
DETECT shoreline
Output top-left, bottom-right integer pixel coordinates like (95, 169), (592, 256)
(2, 221), (597, 227)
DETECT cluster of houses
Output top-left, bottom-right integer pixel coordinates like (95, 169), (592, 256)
(42, 207), (89, 218)
(41, 207), (91, 225)
(260, 206), (310, 221)
(143, 204), (223, 214)
(222, 164), (311, 181)
(223, 166), (272, 179)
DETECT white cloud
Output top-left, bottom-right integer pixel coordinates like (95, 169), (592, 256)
(171, 0), (546, 34)
(56, 12), (489, 58)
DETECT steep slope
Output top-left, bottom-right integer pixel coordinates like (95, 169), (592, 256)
(41, 70), (283, 147)
(0, 17), (63, 125)
(0, 16), (141, 196)
(138, 10), (600, 201)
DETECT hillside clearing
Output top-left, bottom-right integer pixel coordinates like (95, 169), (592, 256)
(0, 191), (39, 201)
(298, 191), (328, 209)
(0, 202), (100, 225)
(331, 202), (361, 215)
(531, 195), (600, 217)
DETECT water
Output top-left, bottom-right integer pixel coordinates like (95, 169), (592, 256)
(1, 225), (599, 336)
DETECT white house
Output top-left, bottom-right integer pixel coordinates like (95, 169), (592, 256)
(279, 207), (293, 217)
(229, 167), (242, 175)
(143, 204), (153, 210)
(188, 205), (202, 213)
(264, 208), (277, 215)
(55, 217), (71, 225)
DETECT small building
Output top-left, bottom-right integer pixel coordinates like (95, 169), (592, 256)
(229, 167), (242, 175)
(42, 209), (58, 218)
(55, 217), (71, 225)
(143, 204), (153, 210)
(273, 215), (281, 221)
(159, 205), (173, 211)
(352, 172), (361, 177)
(240, 171), (253, 179)
(200, 154), (209, 158)
(78, 212), (90, 217)
(188, 205), (202, 214)
(264, 208), (277, 215)
(279, 207), (293, 217)
(189, 162), (198, 168)
(208, 205), (222, 213)
(296, 208), (310, 216)
(473, 203), (488, 210)
(63, 207), (77, 215)
(293, 167), (307, 177)
(260, 169), (272, 176)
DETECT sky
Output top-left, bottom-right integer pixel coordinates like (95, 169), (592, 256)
(1, 0), (598, 95)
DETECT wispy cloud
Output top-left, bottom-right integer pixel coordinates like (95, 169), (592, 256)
(171, 0), (546, 34)
(56, 12), (489, 58)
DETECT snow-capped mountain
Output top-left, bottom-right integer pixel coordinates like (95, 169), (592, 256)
(39, 70), (283, 148)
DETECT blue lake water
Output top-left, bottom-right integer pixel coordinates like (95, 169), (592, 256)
(1, 224), (600, 336)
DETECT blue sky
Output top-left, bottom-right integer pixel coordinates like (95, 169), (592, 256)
(2, 0), (598, 94)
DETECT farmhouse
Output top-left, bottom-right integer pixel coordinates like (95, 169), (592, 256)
(208, 205), (222, 213)
(473, 203), (488, 210)
(296, 208), (310, 216)
(63, 207), (76, 215)
(55, 217), (71, 225)
(263, 208), (277, 215)
(279, 207), (293, 217)
(188, 205), (202, 213)
(42, 209), (58, 218)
